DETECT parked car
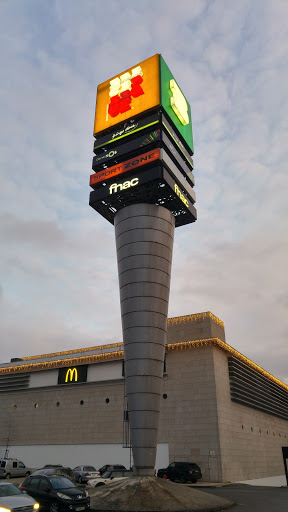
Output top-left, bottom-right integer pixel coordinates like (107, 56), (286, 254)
(32, 467), (75, 482)
(73, 466), (100, 484)
(0, 459), (32, 479)
(86, 470), (132, 488)
(43, 465), (63, 468)
(157, 462), (202, 483)
(0, 481), (39, 511)
(19, 474), (90, 512)
(98, 464), (126, 475)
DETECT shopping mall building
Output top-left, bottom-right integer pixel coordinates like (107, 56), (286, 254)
(0, 312), (287, 482)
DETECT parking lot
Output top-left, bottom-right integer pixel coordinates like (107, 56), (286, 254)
(3, 476), (288, 511)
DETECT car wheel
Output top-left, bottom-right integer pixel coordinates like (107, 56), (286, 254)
(191, 479), (197, 484)
(78, 476), (82, 484)
(5, 473), (11, 479)
(25, 472), (31, 477)
(179, 475), (186, 484)
(49, 501), (59, 512)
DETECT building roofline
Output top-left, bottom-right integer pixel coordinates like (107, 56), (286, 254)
(3, 312), (224, 363)
(0, 337), (287, 393)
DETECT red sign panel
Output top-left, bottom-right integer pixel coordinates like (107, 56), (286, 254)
(90, 148), (160, 188)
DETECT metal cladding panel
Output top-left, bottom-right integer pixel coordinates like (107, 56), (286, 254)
(122, 330), (167, 346)
(115, 204), (174, 475)
(124, 342), (166, 360)
(118, 268), (171, 289)
(125, 359), (164, 378)
(118, 254), (172, 276)
(94, 54), (160, 136)
(120, 296), (169, 316)
(114, 202), (173, 225)
(117, 241), (173, 262)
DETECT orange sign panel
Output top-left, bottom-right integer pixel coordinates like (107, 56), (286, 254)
(90, 148), (160, 188)
(94, 54), (160, 136)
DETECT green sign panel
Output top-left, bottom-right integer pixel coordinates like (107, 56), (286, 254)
(159, 55), (194, 154)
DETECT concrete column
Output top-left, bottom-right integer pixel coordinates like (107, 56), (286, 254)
(114, 204), (175, 476)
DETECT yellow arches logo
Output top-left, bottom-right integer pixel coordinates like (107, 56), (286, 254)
(65, 367), (78, 382)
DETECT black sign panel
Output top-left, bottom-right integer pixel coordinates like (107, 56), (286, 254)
(58, 365), (88, 385)
(93, 109), (194, 166)
(93, 111), (161, 153)
(92, 130), (194, 187)
(92, 129), (161, 171)
(89, 165), (197, 227)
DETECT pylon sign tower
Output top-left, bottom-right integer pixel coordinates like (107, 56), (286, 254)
(90, 54), (197, 226)
(89, 54), (197, 477)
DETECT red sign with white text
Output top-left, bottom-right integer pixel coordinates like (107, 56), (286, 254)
(90, 148), (160, 188)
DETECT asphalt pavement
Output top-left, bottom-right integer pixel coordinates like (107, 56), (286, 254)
(203, 484), (287, 512)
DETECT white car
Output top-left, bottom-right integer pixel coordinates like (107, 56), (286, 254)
(0, 481), (39, 512)
(86, 470), (131, 488)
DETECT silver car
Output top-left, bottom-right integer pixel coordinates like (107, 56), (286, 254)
(0, 459), (32, 479)
(73, 465), (99, 483)
(0, 482), (39, 512)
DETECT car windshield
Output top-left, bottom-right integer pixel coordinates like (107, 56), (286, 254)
(84, 466), (96, 472)
(101, 472), (112, 478)
(50, 477), (75, 489)
(0, 484), (22, 497)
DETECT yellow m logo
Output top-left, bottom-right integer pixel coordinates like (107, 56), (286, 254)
(65, 368), (78, 382)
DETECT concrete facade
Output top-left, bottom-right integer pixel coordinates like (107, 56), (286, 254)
(0, 312), (287, 482)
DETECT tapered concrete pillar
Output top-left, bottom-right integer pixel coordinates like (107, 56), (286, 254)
(114, 204), (175, 476)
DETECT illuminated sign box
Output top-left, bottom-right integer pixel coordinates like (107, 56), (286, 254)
(90, 146), (196, 203)
(93, 54), (193, 154)
(89, 165), (197, 227)
(92, 129), (161, 171)
(58, 365), (88, 385)
(92, 128), (193, 177)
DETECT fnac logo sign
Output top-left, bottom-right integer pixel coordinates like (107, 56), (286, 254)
(65, 367), (78, 383)
(108, 66), (144, 118)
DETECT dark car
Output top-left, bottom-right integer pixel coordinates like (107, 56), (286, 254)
(32, 467), (75, 482)
(98, 464), (126, 475)
(157, 462), (202, 483)
(19, 474), (90, 512)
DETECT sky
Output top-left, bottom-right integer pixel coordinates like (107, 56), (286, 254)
(0, 0), (287, 384)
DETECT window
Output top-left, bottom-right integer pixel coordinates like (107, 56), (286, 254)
(29, 477), (41, 489)
(13, 462), (17, 468)
(18, 462), (25, 468)
(74, 466), (80, 471)
(38, 478), (51, 491)
(0, 461), (6, 468)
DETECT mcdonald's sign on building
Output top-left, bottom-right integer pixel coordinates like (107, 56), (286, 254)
(58, 365), (88, 385)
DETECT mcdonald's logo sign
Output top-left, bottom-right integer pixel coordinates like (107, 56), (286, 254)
(58, 365), (88, 385)
(65, 368), (78, 382)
